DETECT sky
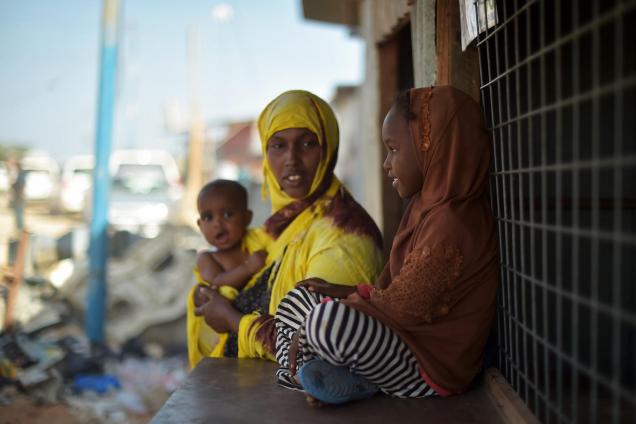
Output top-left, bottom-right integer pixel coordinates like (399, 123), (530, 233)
(0, 0), (363, 162)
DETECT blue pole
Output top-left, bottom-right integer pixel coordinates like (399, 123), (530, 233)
(86, 0), (120, 344)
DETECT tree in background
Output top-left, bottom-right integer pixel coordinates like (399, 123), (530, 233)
(0, 143), (29, 162)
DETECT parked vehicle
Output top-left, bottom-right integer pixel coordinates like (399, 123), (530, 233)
(20, 154), (60, 208)
(82, 150), (183, 237)
(58, 155), (94, 213)
(0, 161), (9, 193)
(0, 161), (9, 207)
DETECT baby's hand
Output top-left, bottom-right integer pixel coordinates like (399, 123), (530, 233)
(245, 250), (267, 273)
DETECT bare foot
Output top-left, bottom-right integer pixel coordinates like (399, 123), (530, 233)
(305, 394), (327, 408)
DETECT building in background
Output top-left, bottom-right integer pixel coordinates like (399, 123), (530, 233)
(330, 85), (366, 201)
(202, 120), (270, 225)
(212, 121), (262, 184)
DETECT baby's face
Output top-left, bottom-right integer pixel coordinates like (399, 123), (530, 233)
(197, 191), (251, 252)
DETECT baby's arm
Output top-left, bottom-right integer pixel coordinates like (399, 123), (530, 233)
(194, 252), (223, 306)
(196, 251), (223, 285)
(201, 250), (267, 290)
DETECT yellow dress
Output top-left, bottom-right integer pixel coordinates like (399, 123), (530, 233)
(186, 90), (384, 368)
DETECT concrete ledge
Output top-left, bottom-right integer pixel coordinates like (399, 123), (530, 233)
(151, 358), (509, 423)
(485, 368), (541, 424)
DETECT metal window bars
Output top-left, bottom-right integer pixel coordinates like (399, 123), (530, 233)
(476, 0), (636, 422)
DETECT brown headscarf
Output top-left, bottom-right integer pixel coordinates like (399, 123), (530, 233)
(343, 86), (498, 396)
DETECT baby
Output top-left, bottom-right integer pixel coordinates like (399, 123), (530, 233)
(194, 179), (266, 303)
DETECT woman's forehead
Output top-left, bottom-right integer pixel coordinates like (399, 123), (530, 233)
(269, 127), (317, 140)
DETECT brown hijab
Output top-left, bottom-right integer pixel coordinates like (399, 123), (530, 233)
(343, 86), (498, 396)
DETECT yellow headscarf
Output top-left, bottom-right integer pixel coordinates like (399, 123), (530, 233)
(258, 90), (340, 212)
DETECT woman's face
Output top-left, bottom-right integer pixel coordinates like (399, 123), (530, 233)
(266, 127), (322, 199)
(382, 106), (423, 198)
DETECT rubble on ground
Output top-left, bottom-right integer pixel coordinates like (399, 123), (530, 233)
(0, 224), (200, 423)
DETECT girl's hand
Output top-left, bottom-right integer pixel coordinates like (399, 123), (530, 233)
(296, 278), (357, 299)
(194, 287), (241, 333)
(288, 330), (301, 376)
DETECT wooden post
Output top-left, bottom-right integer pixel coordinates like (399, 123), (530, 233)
(3, 230), (29, 331)
(377, 22), (414, 259)
(181, 26), (206, 227)
(436, 0), (481, 102)
(378, 36), (403, 259)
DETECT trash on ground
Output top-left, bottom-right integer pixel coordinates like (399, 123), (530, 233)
(0, 224), (199, 422)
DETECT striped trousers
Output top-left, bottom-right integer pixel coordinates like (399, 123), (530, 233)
(274, 286), (436, 398)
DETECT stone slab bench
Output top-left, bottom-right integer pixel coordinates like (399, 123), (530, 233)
(151, 358), (534, 423)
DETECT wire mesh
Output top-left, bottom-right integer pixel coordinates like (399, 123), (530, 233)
(476, 0), (636, 422)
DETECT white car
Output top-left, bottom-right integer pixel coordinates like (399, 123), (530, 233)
(84, 149), (183, 237)
(0, 161), (9, 193)
(21, 155), (60, 206)
(58, 155), (94, 213)
(0, 161), (9, 207)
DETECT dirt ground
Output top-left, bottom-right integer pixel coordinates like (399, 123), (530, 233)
(1, 395), (155, 424)
(0, 396), (83, 424)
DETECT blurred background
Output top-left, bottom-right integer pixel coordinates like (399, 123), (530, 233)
(0, 0), (366, 233)
(0, 1), (369, 422)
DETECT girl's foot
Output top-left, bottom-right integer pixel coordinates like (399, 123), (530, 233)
(297, 359), (379, 405)
(305, 394), (326, 407)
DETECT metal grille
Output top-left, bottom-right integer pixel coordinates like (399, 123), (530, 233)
(476, 0), (636, 422)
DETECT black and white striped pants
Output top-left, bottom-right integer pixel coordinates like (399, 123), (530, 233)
(274, 286), (436, 398)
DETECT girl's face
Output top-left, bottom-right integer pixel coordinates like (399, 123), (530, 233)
(382, 106), (423, 198)
(266, 127), (322, 199)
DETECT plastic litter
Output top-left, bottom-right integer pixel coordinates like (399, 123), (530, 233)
(73, 374), (121, 394)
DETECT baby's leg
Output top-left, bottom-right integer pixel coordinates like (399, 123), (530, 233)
(301, 301), (436, 398)
(274, 286), (327, 389)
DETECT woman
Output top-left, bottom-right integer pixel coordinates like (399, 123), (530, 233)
(187, 90), (384, 367)
(275, 86), (498, 404)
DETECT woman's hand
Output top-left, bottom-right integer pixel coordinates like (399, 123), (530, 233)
(296, 278), (357, 299)
(194, 287), (242, 333)
(193, 284), (208, 308)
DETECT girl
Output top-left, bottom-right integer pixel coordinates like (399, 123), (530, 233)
(274, 86), (498, 404)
